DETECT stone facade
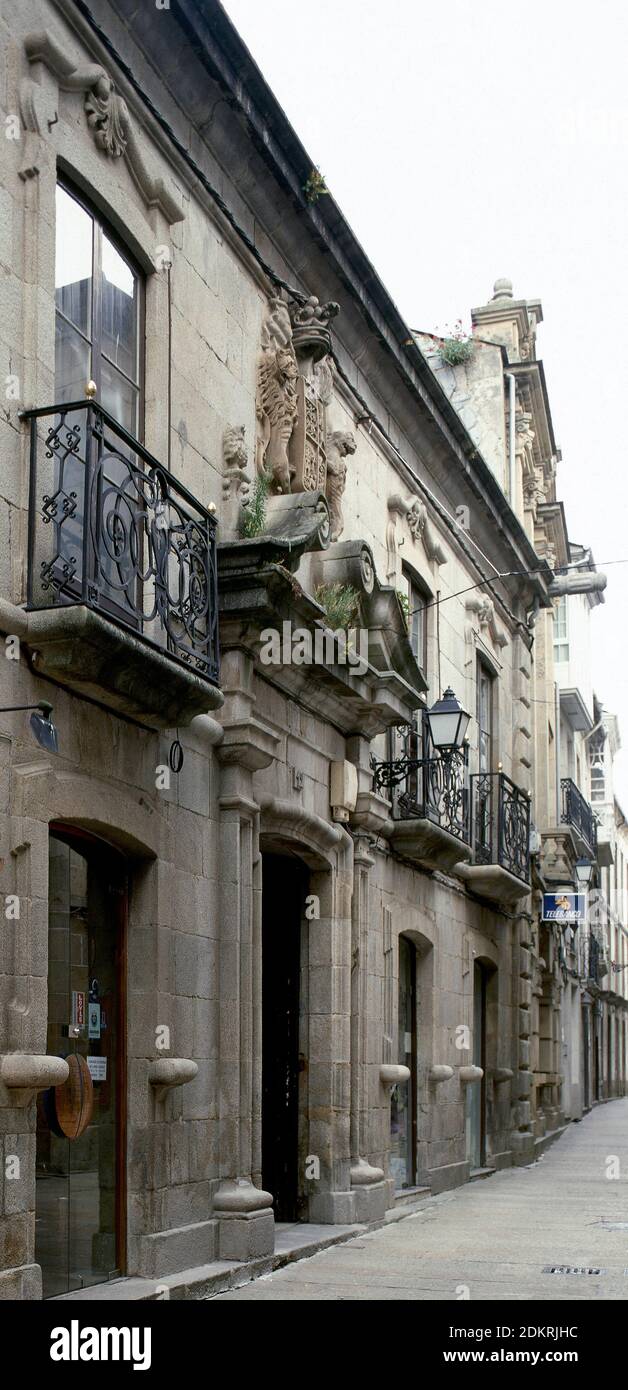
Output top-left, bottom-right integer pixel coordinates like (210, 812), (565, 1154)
(0, 0), (617, 1301)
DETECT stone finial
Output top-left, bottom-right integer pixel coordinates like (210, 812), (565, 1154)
(325, 430), (356, 541)
(492, 277), (514, 300)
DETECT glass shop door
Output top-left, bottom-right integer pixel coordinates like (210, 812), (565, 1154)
(35, 829), (126, 1297)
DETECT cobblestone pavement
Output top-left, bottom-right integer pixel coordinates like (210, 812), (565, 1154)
(215, 1100), (628, 1300)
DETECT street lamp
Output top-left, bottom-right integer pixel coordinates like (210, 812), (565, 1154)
(425, 687), (471, 756)
(574, 857), (593, 887)
(0, 702), (59, 753)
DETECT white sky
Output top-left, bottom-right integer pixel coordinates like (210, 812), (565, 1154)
(223, 0), (628, 804)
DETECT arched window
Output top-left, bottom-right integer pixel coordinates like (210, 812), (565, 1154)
(55, 182), (143, 434)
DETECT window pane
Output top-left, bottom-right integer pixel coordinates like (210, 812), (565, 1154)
(55, 313), (91, 404)
(101, 359), (139, 437)
(101, 235), (138, 382)
(55, 187), (92, 337)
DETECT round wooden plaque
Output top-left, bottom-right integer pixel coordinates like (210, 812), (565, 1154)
(54, 1054), (94, 1140)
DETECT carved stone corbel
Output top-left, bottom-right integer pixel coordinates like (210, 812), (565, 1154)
(465, 594), (509, 650)
(386, 494), (447, 567)
(21, 30), (183, 223)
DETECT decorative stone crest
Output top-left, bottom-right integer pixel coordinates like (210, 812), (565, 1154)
(326, 431), (357, 542)
(254, 292), (355, 541)
(289, 296), (339, 495)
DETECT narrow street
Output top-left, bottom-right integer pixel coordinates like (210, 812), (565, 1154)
(216, 1101), (628, 1301)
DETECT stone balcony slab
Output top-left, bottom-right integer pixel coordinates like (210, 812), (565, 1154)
(26, 605), (223, 729)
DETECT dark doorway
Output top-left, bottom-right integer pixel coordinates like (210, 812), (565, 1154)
(390, 936), (417, 1189)
(261, 852), (308, 1222)
(35, 828), (127, 1297)
(467, 961), (489, 1168)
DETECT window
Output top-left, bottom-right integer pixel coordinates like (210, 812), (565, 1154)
(589, 731), (606, 803)
(403, 568), (429, 676)
(553, 595), (569, 663)
(55, 183), (142, 434)
(477, 660), (494, 772)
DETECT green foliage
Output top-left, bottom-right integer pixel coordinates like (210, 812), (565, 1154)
(240, 474), (269, 538)
(304, 167), (330, 205)
(315, 583), (361, 631)
(396, 589), (410, 626)
(440, 337), (475, 366)
(439, 319), (474, 367)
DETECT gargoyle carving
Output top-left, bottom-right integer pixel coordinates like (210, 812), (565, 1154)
(326, 431), (356, 541)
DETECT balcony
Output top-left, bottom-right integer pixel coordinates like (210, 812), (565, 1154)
(455, 771), (531, 906)
(560, 778), (598, 858)
(586, 931), (608, 990)
(21, 402), (222, 727)
(371, 740), (472, 871)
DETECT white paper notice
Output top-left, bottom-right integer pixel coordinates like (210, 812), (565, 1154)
(87, 1055), (107, 1081)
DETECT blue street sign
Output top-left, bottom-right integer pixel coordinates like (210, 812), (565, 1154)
(542, 892), (586, 924)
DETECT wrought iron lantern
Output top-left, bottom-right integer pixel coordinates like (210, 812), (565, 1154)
(574, 857), (593, 887)
(425, 687), (470, 756)
(0, 702), (59, 753)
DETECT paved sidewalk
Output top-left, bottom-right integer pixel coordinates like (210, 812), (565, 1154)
(214, 1100), (628, 1300)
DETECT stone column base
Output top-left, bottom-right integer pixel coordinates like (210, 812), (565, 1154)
(217, 1209), (275, 1261)
(353, 1181), (387, 1222)
(510, 1132), (535, 1165)
(308, 1190), (357, 1224)
(214, 1179), (275, 1261)
(0, 1263), (41, 1299)
(350, 1160), (387, 1221)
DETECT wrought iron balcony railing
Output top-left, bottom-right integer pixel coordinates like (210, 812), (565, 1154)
(471, 771), (531, 884)
(372, 743), (470, 844)
(587, 931), (608, 985)
(560, 777), (598, 856)
(22, 402), (220, 684)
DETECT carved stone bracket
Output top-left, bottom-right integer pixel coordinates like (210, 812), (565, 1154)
(20, 30), (183, 224)
(465, 594), (509, 650)
(386, 494), (447, 577)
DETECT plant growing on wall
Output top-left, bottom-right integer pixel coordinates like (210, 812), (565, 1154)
(239, 474), (269, 538)
(304, 167), (330, 205)
(396, 589), (410, 626)
(439, 319), (475, 366)
(315, 583), (361, 630)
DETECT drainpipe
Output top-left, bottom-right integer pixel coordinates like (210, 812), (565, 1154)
(555, 680), (562, 824)
(506, 372), (516, 508)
